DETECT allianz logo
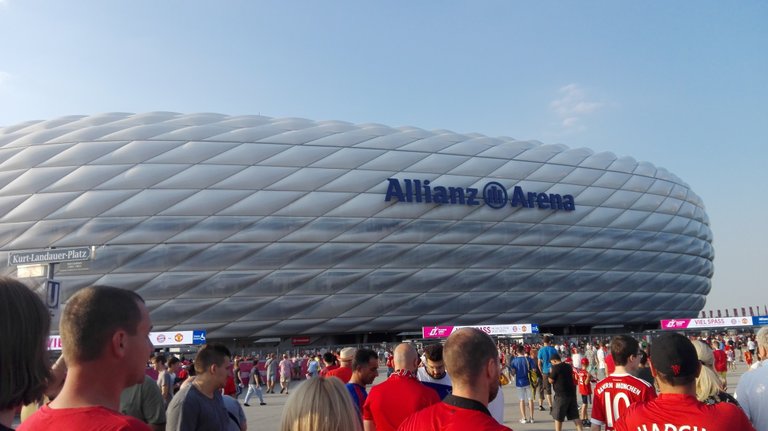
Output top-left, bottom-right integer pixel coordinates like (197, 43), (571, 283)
(384, 178), (576, 211)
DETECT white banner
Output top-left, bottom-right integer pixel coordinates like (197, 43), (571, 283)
(423, 323), (538, 338)
(660, 317), (753, 330)
(150, 331), (197, 346)
(48, 330), (205, 350)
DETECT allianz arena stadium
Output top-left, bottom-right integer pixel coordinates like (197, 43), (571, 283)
(0, 112), (713, 340)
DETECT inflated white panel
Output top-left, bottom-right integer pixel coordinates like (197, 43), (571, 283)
(0, 113), (712, 338)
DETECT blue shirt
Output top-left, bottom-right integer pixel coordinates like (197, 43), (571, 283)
(346, 383), (367, 417)
(510, 356), (535, 387)
(417, 367), (452, 400)
(537, 346), (558, 374)
(307, 360), (319, 376)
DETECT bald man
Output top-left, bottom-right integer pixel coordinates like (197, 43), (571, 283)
(399, 328), (512, 430)
(362, 343), (440, 431)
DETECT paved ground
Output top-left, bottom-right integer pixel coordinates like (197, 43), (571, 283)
(236, 363), (749, 430)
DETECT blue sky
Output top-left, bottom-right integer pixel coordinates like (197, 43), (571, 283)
(1, 1), (766, 314)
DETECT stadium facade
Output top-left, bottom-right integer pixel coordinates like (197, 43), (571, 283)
(0, 113), (713, 340)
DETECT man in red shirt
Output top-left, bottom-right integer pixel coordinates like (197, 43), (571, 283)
(326, 347), (356, 383)
(363, 343), (439, 431)
(398, 328), (512, 431)
(591, 335), (655, 431)
(20, 286), (153, 431)
(319, 351), (339, 377)
(615, 332), (755, 431)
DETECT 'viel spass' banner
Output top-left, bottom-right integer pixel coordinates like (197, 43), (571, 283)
(422, 324), (539, 339)
(660, 317), (753, 330)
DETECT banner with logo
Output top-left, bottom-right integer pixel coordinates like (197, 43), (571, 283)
(48, 330), (207, 350)
(151, 330), (207, 346)
(422, 323), (539, 339)
(660, 317), (753, 330)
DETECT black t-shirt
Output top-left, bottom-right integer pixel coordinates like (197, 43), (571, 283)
(549, 362), (576, 396)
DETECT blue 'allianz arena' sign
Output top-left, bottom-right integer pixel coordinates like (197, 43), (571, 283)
(385, 178), (576, 211)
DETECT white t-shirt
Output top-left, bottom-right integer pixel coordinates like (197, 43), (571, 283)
(735, 360), (768, 431)
(597, 349), (606, 369)
(488, 385), (505, 424)
(571, 353), (583, 369)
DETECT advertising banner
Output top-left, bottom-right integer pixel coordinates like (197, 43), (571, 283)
(751, 316), (768, 326)
(660, 317), (753, 330)
(47, 330), (207, 350)
(422, 323), (539, 339)
(151, 330), (207, 346)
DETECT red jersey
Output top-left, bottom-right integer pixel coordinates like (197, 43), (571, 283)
(363, 372), (440, 431)
(712, 349), (727, 372)
(19, 405), (150, 431)
(398, 395), (511, 431)
(319, 363), (339, 377)
(576, 368), (593, 396)
(325, 366), (353, 383)
(605, 353), (616, 375)
(614, 393), (756, 431)
(591, 373), (656, 430)
(223, 375), (237, 395)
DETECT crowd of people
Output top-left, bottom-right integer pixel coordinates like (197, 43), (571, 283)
(2, 276), (768, 431)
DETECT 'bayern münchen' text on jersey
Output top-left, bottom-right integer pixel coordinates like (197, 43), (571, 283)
(591, 373), (656, 430)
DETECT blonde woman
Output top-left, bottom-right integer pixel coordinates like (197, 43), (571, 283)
(281, 377), (362, 431)
(691, 340), (738, 405)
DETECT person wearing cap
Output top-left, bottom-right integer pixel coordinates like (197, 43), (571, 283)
(326, 348), (357, 384)
(615, 333), (755, 431)
(398, 328), (510, 431)
(363, 343), (439, 431)
(548, 353), (584, 431)
(590, 335), (655, 431)
(575, 357), (595, 427)
(735, 326), (768, 431)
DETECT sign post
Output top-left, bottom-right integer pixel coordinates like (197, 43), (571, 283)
(45, 279), (60, 308)
(8, 247), (94, 318)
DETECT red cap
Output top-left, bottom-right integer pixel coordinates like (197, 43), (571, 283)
(581, 357), (589, 365)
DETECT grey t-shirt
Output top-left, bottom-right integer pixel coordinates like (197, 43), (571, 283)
(166, 383), (229, 431)
(221, 395), (246, 431)
(266, 358), (277, 376)
(120, 374), (166, 426)
(157, 370), (174, 402)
